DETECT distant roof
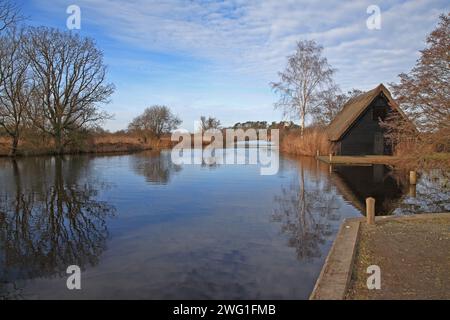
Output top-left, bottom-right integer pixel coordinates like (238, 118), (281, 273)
(327, 84), (405, 141)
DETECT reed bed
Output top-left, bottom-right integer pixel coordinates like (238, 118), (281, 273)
(280, 129), (331, 157)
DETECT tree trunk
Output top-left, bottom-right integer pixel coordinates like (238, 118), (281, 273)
(9, 135), (19, 157)
(55, 130), (64, 155)
(300, 110), (306, 137)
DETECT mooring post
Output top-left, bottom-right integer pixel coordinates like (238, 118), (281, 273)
(366, 197), (375, 225)
(409, 171), (417, 185)
(329, 153), (332, 163)
(409, 184), (417, 197)
(316, 150), (319, 158)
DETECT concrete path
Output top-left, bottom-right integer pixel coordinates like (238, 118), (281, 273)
(310, 213), (450, 300)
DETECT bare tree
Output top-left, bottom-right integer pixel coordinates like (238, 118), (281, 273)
(24, 27), (114, 154)
(0, 0), (20, 33)
(0, 28), (31, 156)
(389, 13), (450, 155)
(128, 105), (181, 139)
(311, 85), (346, 127)
(271, 40), (334, 136)
(312, 87), (364, 127)
(199, 115), (221, 132)
(0, 0), (22, 153)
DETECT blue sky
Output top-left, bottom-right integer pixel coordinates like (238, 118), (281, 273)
(18, 0), (449, 131)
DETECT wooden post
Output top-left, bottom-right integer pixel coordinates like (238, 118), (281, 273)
(409, 184), (417, 197)
(366, 197), (375, 225)
(329, 153), (332, 162)
(409, 171), (417, 185)
(316, 150), (319, 157)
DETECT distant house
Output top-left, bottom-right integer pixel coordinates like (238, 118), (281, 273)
(327, 84), (408, 155)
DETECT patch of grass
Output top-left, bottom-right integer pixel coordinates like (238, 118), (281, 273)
(424, 152), (450, 160)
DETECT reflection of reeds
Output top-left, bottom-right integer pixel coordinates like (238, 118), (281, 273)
(280, 129), (331, 157)
(0, 136), (9, 155)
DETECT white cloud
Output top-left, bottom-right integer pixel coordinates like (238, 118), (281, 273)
(39, 0), (445, 81)
(31, 0), (450, 129)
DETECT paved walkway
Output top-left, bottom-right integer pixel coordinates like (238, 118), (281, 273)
(346, 214), (450, 299)
(311, 213), (450, 300)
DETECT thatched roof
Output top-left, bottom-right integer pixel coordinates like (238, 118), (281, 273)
(327, 84), (404, 142)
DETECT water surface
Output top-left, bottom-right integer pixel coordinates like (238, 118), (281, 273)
(0, 149), (448, 299)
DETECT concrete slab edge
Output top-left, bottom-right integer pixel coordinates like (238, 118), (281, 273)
(309, 218), (361, 300)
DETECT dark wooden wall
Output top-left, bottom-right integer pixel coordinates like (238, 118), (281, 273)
(336, 93), (392, 155)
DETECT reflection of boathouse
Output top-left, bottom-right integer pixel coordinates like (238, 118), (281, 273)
(331, 164), (407, 215)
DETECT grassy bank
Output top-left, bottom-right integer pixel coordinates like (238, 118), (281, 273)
(0, 133), (175, 157)
(393, 152), (450, 170)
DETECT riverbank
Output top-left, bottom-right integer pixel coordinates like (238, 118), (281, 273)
(317, 155), (399, 165)
(0, 134), (175, 157)
(311, 213), (450, 300)
(278, 128), (450, 169)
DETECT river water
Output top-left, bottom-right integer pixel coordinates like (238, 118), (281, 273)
(0, 148), (448, 299)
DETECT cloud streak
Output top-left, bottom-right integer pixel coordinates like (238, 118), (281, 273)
(44, 0), (446, 83)
(30, 0), (450, 130)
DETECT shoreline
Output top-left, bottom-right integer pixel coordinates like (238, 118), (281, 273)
(0, 145), (155, 158)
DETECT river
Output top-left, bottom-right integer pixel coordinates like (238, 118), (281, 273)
(0, 148), (448, 299)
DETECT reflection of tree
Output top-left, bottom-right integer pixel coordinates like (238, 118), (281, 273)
(131, 151), (182, 184)
(273, 164), (340, 261)
(0, 157), (115, 298)
(395, 169), (450, 214)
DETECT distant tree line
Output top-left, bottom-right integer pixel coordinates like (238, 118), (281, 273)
(0, 0), (114, 156)
(231, 120), (299, 130)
